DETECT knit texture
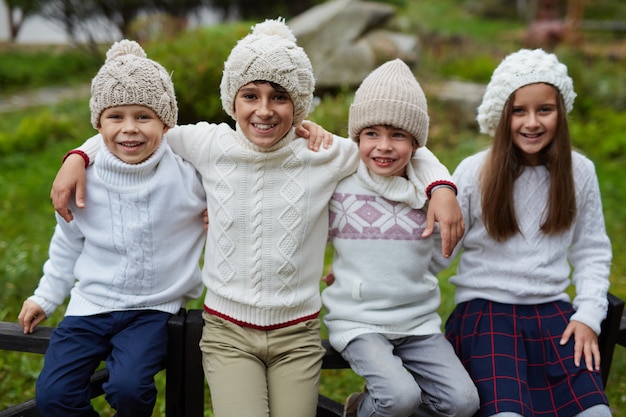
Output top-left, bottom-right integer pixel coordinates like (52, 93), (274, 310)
(30, 138), (206, 318)
(90, 39), (178, 129)
(74, 125), (453, 328)
(477, 48), (576, 136)
(220, 18), (315, 128)
(349, 59), (429, 147)
(431, 150), (611, 335)
(322, 161), (442, 352)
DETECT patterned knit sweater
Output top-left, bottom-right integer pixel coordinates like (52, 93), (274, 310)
(431, 149), (612, 334)
(322, 161), (443, 352)
(30, 138), (206, 318)
(80, 124), (452, 329)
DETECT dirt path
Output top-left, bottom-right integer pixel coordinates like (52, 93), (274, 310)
(0, 84), (91, 113)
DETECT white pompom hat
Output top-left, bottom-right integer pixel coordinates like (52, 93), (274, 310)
(90, 39), (177, 129)
(220, 18), (315, 128)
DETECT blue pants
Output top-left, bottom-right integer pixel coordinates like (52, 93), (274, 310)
(36, 310), (170, 417)
(341, 332), (480, 417)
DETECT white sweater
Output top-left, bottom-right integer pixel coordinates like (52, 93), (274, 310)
(322, 161), (443, 352)
(80, 124), (452, 328)
(431, 150), (612, 334)
(30, 138), (206, 318)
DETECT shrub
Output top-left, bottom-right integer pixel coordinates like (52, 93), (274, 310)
(147, 22), (253, 125)
(0, 48), (100, 93)
(0, 110), (79, 155)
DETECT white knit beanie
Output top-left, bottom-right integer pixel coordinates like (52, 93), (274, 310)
(477, 48), (576, 136)
(348, 59), (429, 147)
(90, 39), (177, 129)
(220, 18), (315, 127)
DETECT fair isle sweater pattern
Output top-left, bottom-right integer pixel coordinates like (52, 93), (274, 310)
(329, 194), (427, 240)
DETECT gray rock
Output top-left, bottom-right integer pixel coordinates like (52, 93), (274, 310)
(289, 0), (420, 88)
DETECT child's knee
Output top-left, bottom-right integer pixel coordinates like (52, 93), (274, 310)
(438, 384), (480, 417)
(104, 373), (157, 415)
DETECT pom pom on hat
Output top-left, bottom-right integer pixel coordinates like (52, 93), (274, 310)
(90, 39), (177, 129)
(477, 48), (576, 137)
(220, 18), (315, 127)
(349, 59), (429, 147)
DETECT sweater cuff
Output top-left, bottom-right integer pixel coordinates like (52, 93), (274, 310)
(62, 150), (89, 167)
(426, 180), (457, 199)
(28, 295), (57, 319)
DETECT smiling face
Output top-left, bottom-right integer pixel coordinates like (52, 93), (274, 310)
(510, 83), (559, 166)
(98, 105), (169, 164)
(233, 81), (295, 149)
(357, 125), (419, 177)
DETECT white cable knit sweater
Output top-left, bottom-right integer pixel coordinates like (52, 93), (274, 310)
(431, 149), (612, 334)
(30, 138), (206, 318)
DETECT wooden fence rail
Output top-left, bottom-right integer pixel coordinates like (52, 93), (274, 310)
(1, 293), (625, 417)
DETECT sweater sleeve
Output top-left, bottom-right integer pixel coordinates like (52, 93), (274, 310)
(29, 214), (84, 317)
(164, 122), (219, 170)
(73, 134), (101, 165)
(411, 147), (455, 198)
(568, 155), (612, 334)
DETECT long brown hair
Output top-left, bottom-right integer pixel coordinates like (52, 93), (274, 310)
(479, 86), (576, 241)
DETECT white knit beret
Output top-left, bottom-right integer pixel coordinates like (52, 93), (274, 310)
(477, 48), (576, 136)
(349, 59), (429, 147)
(90, 39), (177, 129)
(220, 18), (315, 127)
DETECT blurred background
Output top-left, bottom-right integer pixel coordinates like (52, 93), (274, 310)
(1, 0), (625, 415)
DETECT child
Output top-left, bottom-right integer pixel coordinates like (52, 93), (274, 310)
(321, 59), (479, 417)
(431, 49), (612, 416)
(18, 40), (207, 417)
(51, 19), (462, 417)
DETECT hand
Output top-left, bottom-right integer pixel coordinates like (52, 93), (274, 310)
(322, 271), (335, 286)
(18, 300), (47, 334)
(297, 121), (333, 151)
(203, 209), (209, 230)
(560, 320), (600, 371)
(423, 187), (464, 258)
(50, 154), (87, 222)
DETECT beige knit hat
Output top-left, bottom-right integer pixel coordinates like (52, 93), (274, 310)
(220, 18), (315, 127)
(90, 39), (178, 129)
(348, 59), (429, 147)
(477, 48), (576, 137)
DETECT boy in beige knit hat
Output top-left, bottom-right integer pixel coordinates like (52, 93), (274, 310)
(50, 20), (463, 417)
(322, 59), (479, 417)
(18, 39), (207, 417)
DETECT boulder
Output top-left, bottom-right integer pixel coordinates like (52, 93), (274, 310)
(289, 0), (420, 88)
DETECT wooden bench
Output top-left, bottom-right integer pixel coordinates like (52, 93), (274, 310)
(1, 293), (624, 417)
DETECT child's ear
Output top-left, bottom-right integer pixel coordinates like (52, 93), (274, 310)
(162, 125), (170, 134)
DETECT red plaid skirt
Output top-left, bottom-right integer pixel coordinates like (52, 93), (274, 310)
(445, 299), (608, 416)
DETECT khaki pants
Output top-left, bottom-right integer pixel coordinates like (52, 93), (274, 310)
(200, 312), (325, 417)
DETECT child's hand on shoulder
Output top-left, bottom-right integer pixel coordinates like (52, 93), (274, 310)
(297, 121), (333, 151)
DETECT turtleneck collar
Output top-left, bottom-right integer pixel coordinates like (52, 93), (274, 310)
(355, 160), (427, 209)
(94, 136), (167, 189)
(234, 122), (297, 153)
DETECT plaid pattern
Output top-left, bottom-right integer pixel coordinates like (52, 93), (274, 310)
(445, 299), (608, 416)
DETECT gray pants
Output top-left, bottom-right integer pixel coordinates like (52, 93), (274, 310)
(341, 332), (479, 417)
